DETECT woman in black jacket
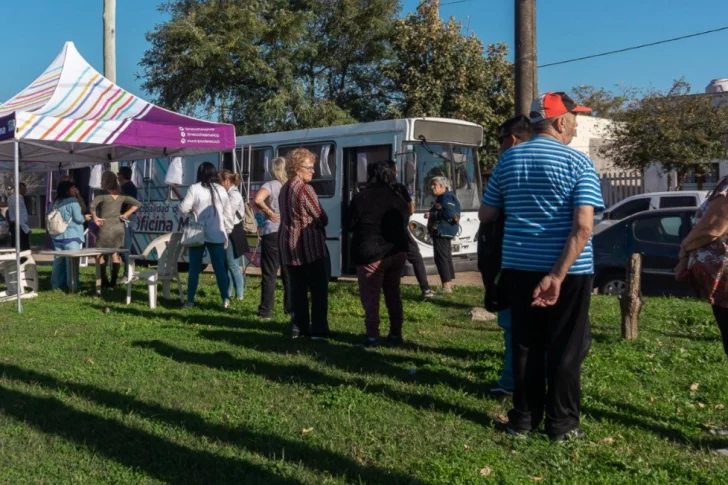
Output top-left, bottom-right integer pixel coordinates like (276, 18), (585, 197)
(346, 161), (410, 347)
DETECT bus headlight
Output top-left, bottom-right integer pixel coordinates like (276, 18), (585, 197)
(409, 221), (432, 245)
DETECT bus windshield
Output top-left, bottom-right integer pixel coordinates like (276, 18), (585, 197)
(406, 143), (481, 212)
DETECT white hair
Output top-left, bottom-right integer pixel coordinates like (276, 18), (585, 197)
(431, 176), (451, 191)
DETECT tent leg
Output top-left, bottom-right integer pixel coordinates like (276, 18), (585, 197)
(14, 140), (22, 314)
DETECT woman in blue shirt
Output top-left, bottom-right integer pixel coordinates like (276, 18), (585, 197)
(50, 180), (87, 290)
(427, 176), (461, 294)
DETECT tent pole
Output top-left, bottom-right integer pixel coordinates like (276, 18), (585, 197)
(14, 140), (22, 313)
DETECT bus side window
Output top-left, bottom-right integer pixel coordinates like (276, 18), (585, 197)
(278, 143), (337, 197)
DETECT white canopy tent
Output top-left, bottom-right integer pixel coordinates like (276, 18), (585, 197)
(0, 42), (236, 312)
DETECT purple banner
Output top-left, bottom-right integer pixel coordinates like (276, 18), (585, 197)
(0, 114), (16, 142)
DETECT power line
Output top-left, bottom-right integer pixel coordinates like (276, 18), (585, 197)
(440, 0), (476, 6)
(539, 25), (728, 68)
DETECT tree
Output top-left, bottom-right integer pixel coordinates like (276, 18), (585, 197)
(140, 0), (400, 134)
(386, 0), (514, 167)
(600, 79), (728, 183)
(570, 85), (633, 119)
(0, 173), (44, 200)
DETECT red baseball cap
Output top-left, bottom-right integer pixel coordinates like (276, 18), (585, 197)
(529, 92), (591, 123)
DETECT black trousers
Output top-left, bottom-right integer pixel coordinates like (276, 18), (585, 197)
(258, 233), (291, 317)
(287, 257), (329, 337)
(432, 235), (455, 284)
(711, 305), (728, 357)
(9, 224), (30, 251)
(406, 233), (430, 291)
(504, 269), (592, 436)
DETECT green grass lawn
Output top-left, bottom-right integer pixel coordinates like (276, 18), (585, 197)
(1, 267), (728, 483)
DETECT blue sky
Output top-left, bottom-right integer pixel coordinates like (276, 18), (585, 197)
(1, 0), (727, 104)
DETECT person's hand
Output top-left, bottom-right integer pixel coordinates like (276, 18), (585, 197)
(120, 215), (128, 223)
(84, 214), (92, 222)
(532, 274), (562, 307)
(674, 257), (689, 281)
(94, 217), (105, 226)
(269, 213), (280, 224)
(424, 212), (429, 219)
(224, 239), (229, 249)
(434, 203), (442, 210)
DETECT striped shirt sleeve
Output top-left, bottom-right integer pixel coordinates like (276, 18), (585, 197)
(481, 165), (504, 209)
(573, 159), (605, 210)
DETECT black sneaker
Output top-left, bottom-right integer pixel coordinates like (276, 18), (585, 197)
(550, 428), (586, 442)
(505, 424), (530, 438)
(488, 387), (513, 398)
(363, 336), (381, 347)
(387, 334), (404, 345)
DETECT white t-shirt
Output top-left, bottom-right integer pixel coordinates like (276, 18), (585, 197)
(180, 183), (234, 244)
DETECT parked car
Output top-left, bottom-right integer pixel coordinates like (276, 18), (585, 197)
(0, 212), (8, 242)
(594, 191), (707, 234)
(593, 208), (696, 296)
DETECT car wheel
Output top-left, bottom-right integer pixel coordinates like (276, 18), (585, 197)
(598, 273), (627, 296)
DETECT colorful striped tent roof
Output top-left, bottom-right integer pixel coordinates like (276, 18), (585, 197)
(0, 42), (236, 171)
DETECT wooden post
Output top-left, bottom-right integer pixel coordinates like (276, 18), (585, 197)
(515, 0), (538, 116)
(619, 253), (642, 340)
(103, 0), (116, 83)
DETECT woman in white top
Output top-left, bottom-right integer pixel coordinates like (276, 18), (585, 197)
(180, 162), (234, 309)
(219, 170), (247, 301)
(254, 157), (291, 318)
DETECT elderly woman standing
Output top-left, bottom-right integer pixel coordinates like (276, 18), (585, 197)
(219, 170), (248, 301)
(676, 175), (728, 455)
(181, 162), (234, 309)
(427, 176), (461, 293)
(279, 148), (330, 339)
(90, 171), (142, 288)
(254, 157), (291, 319)
(346, 161), (410, 346)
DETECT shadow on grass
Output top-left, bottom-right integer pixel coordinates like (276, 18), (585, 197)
(133, 339), (498, 430)
(0, 363), (416, 484)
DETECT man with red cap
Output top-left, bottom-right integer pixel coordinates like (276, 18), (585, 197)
(479, 92), (605, 441)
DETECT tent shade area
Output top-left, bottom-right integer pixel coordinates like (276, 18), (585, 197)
(0, 42), (236, 312)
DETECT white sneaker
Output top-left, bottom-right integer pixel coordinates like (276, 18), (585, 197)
(182, 302), (194, 309)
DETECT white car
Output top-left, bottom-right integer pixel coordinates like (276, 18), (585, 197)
(594, 191), (708, 234)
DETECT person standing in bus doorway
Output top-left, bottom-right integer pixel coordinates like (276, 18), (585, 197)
(8, 182), (30, 251)
(279, 148), (330, 340)
(219, 170), (248, 301)
(479, 115), (533, 398)
(427, 177), (460, 294)
(347, 161), (410, 346)
(117, 166), (138, 284)
(180, 162), (234, 309)
(386, 160), (434, 299)
(255, 157), (291, 319)
(479, 93), (602, 441)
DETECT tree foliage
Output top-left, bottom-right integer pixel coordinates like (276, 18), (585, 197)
(140, 0), (515, 166)
(570, 85), (633, 120)
(600, 79), (728, 179)
(386, 0), (514, 167)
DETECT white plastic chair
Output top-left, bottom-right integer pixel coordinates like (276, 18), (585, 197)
(126, 233), (184, 309)
(0, 250), (38, 302)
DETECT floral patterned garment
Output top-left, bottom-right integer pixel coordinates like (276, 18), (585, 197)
(688, 176), (728, 306)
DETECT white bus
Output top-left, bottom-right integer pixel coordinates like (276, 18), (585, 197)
(236, 117), (484, 277)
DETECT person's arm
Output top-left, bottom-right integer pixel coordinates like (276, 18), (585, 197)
(89, 196), (104, 226)
(120, 196), (142, 219)
(479, 205), (500, 224)
(479, 167), (504, 223)
(222, 190), (235, 236)
(71, 201), (85, 224)
(436, 192), (459, 221)
(408, 201), (415, 216)
(344, 198), (359, 232)
(302, 185), (328, 227)
(180, 185), (195, 214)
(680, 196), (728, 257)
(254, 186), (280, 223)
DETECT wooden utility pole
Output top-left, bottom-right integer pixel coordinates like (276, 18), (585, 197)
(103, 0), (116, 83)
(515, 0), (537, 117)
(619, 253), (643, 340)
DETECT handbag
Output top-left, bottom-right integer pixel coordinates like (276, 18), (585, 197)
(47, 203), (71, 236)
(181, 212), (205, 247)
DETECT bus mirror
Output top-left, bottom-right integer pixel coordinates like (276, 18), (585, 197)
(404, 159), (416, 185)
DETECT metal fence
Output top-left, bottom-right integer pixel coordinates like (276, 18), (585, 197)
(600, 171), (643, 207)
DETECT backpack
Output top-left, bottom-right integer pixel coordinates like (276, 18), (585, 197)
(242, 202), (257, 234)
(46, 203), (71, 236)
(477, 215), (509, 312)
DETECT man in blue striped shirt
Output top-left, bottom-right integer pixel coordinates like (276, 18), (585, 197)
(479, 92), (605, 441)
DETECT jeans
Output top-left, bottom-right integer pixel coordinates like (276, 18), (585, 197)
(287, 257), (329, 337)
(225, 237), (245, 299)
(258, 232), (290, 317)
(51, 240), (82, 290)
(497, 309), (514, 391)
(187, 242), (228, 304)
(356, 252), (406, 338)
(711, 305), (728, 357)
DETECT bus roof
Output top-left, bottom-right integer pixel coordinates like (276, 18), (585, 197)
(235, 117), (484, 147)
